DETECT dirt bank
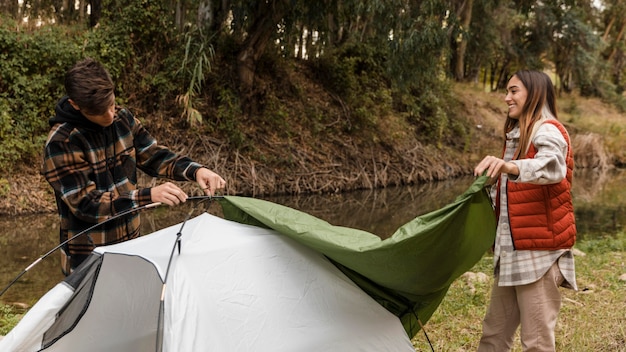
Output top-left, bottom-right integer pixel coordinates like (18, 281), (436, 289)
(2, 82), (621, 216)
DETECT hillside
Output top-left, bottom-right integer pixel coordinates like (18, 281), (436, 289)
(1, 75), (622, 216)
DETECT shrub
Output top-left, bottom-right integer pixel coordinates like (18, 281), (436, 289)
(0, 19), (82, 169)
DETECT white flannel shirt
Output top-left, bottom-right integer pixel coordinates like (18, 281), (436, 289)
(492, 121), (577, 290)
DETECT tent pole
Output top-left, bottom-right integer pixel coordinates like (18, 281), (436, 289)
(418, 318), (435, 352)
(155, 196), (216, 351)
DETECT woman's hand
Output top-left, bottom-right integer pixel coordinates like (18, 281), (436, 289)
(474, 156), (519, 179)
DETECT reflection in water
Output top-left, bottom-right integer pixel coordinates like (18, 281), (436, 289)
(262, 177), (474, 239)
(0, 214), (62, 306)
(572, 169), (626, 238)
(0, 170), (623, 306)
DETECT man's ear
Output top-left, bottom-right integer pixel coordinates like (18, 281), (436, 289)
(68, 99), (81, 111)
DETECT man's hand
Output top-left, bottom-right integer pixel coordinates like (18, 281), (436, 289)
(195, 168), (226, 196)
(151, 182), (188, 206)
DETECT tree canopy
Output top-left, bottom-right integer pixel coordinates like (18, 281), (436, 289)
(1, 0), (625, 170)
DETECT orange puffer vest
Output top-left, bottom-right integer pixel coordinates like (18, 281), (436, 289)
(498, 119), (576, 250)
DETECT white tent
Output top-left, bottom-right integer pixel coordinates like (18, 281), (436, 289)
(0, 213), (414, 351)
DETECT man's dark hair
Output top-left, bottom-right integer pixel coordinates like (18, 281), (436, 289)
(64, 58), (115, 115)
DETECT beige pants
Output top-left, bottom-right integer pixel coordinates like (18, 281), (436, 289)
(477, 263), (564, 352)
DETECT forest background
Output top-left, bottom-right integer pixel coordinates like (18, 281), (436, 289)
(1, 1), (626, 349)
(2, 0), (626, 215)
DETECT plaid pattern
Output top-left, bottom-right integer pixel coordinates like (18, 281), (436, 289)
(492, 121), (577, 290)
(42, 106), (203, 269)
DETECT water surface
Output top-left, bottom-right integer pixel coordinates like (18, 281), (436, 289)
(0, 170), (623, 306)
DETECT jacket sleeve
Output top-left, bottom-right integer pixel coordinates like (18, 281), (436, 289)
(127, 113), (203, 181)
(42, 125), (151, 224)
(510, 123), (567, 185)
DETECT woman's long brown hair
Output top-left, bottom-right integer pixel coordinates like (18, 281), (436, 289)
(504, 70), (559, 160)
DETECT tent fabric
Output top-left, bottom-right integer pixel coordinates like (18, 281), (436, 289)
(42, 254), (164, 351)
(219, 176), (496, 338)
(43, 253), (103, 347)
(0, 284), (74, 349)
(0, 176), (494, 351)
(0, 211), (415, 351)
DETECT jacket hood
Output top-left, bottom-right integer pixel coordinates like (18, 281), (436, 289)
(50, 96), (103, 131)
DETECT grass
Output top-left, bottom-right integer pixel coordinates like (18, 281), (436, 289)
(412, 232), (626, 352)
(0, 304), (22, 336)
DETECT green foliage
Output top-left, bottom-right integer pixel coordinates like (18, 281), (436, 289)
(176, 27), (216, 126)
(591, 79), (626, 113)
(3, 0), (626, 172)
(0, 177), (9, 197)
(100, 0), (175, 54)
(0, 1), (189, 172)
(0, 19), (83, 169)
(311, 36), (464, 147)
(262, 95), (292, 139)
(82, 26), (133, 82)
(312, 43), (390, 133)
(0, 304), (22, 335)
(81, 0), (181, 109)
(313, 55), (358, 100)
(393, 78), (469, 149)
(406, 91), (448, 146)
(213, 87), (246, 148)
(562, 98), (581, 123)
(0, 100), (29, 169)
(464, 1), (519, 83)
(376, 0), (467, 146)
(576, 232), (626, 254)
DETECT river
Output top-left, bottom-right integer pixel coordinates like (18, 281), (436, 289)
(0, 169), (624, 306)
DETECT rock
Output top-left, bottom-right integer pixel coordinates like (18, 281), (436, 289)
(572, 248), (586, 257)
(461, 271), (489, 283)
(461, 272), (491, 295)
(619, 273), (626, 282)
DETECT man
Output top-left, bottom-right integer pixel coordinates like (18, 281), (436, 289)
(42, 58), (225, 275)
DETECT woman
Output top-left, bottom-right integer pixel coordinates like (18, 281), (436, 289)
(473, 70), (577, 351)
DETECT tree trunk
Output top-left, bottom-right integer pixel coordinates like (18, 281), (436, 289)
(89, 0), (101, 27)
(236, 0), (288, 102)
(602, 15), (615, 42)
(297, 25), (305, 59)
(607, 21), (626, 64)
(175, 0), (186, 31)
(0, 0), (20, 19)
(205, 0), (230, 32)
(454, 0), (474, 81)
(327, 9), (336, 48)
(197, 1), (211, 29)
